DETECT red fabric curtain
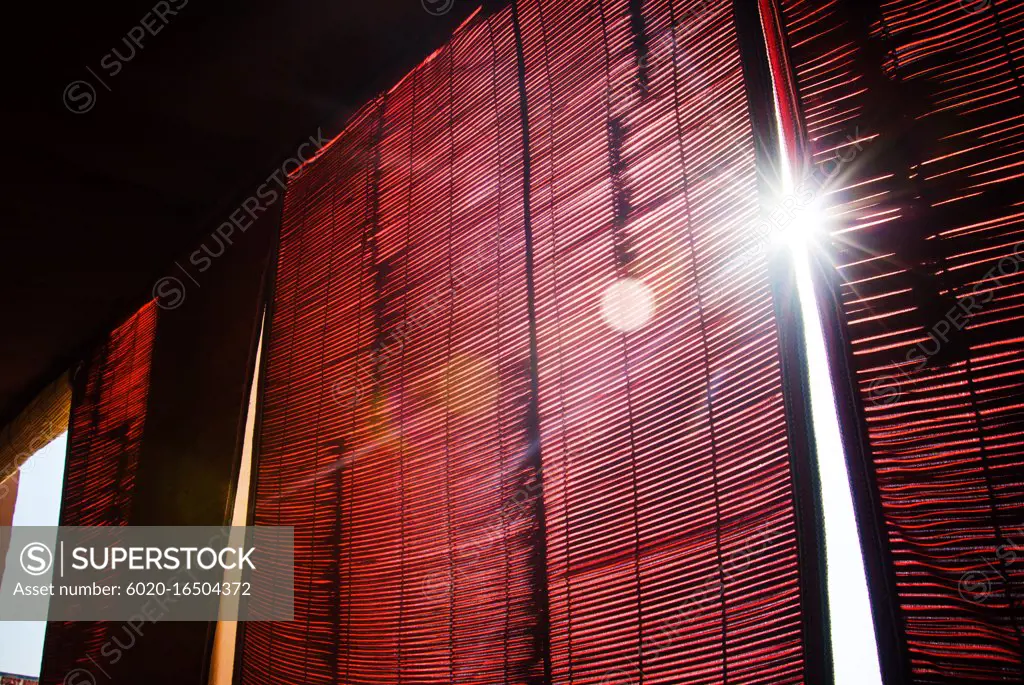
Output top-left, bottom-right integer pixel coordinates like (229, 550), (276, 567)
(770, 0), (1024, 681)
(240, 0), (814, 682)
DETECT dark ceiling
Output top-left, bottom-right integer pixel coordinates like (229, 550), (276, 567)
(1, 0), (477, 424)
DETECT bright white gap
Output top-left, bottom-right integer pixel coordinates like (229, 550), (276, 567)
(0, 431), (69, 679)
(208, 315), (264, 685)
(790, 238), (884, 684)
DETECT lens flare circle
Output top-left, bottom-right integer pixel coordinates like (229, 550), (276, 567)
(601, 278), (655, 332)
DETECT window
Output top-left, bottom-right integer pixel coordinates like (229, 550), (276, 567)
(0, 432), (69, 680)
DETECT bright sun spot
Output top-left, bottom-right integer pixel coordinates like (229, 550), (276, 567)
(601, 278), (655, 332)
(776, 202), (826, 249)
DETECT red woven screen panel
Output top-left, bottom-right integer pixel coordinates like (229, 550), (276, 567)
(517, 0), (806, 682)
(39, 301), (158, 685)
(241, 0), (813, 683)
(772, 0), (1024, 681)
(59, 301), (158, 527)
(239, 8), (545, 683)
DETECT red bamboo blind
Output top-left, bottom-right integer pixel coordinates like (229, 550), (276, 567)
(241, 10), (544, 683)
(518, 0), (806, 681)
(40, 301), (158, 685)
(241, 0), (811, 682)
(773, 0), (1024, 681)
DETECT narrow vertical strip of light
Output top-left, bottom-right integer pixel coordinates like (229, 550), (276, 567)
(770, 88), (885, 685)
(791, 239), (884, 685)
(208, 313), (264, 685)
